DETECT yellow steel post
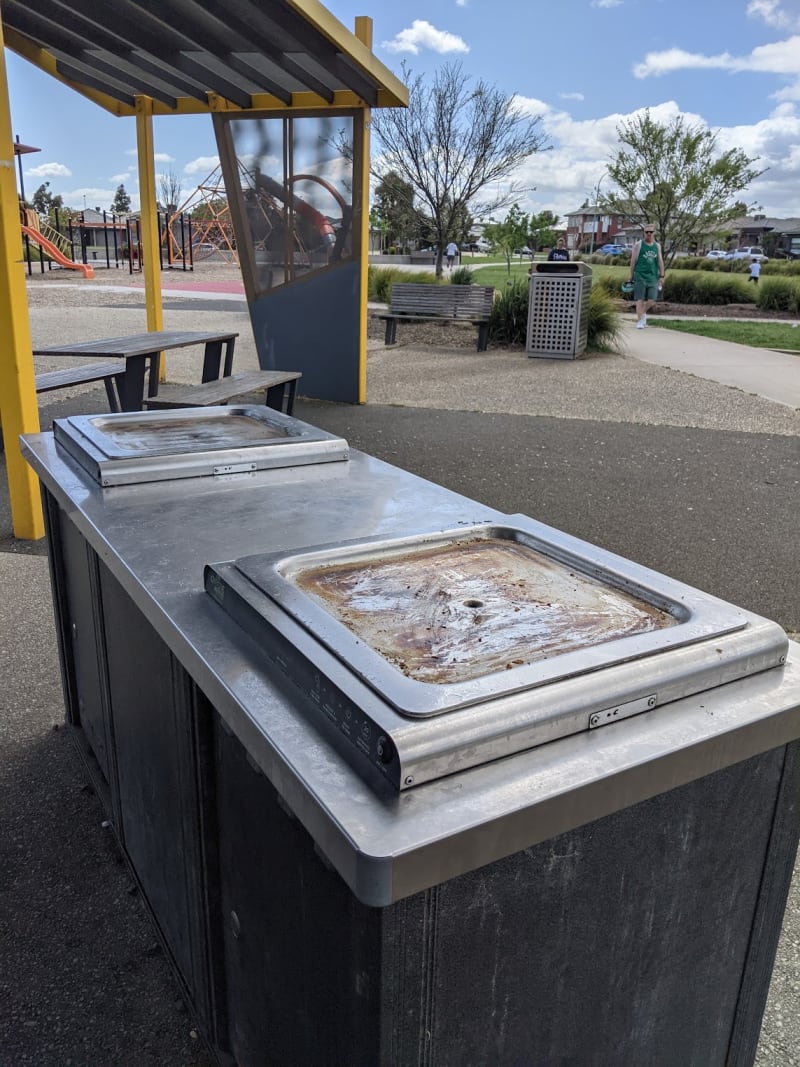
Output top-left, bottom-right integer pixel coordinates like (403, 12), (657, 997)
(354, 16), (372, 404)
(0, 12), (44, 539)
(135, 97), (165, 378)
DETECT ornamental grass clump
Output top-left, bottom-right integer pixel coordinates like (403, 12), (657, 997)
(450, 266), (475, 285)
(756, 277), (800, 313)
(488, 280), (623, 351)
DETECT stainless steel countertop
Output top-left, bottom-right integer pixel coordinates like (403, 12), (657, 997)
(21, 431), (800, 906)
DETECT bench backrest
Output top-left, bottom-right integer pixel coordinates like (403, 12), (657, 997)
(389, 283), (495, 320)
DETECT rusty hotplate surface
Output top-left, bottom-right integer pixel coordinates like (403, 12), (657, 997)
(294, 538), (674, 684)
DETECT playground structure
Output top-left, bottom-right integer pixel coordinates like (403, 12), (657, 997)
(19, 205), (94, 278)
(163, 164), (238, 265)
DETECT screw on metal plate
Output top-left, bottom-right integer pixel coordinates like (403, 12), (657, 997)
(404, 775), (414, 786)
(589, 694), (657, 730)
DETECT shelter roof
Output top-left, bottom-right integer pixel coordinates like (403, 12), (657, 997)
(1, 0), (407, 114)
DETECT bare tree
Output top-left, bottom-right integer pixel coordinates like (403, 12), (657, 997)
(370, 62), (548, 276)
(158, 169), (183, 214)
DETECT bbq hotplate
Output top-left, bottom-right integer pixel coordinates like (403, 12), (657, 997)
(53, 405), (349, 485)
(205, 517), (788, 789)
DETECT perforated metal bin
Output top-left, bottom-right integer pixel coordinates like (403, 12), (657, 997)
(527, 261), (593, 359)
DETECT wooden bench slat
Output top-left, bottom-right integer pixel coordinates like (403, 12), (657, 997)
(381, 283), (494, 350)
(35, 362), (125, 411)
(143, 370), (301, 415)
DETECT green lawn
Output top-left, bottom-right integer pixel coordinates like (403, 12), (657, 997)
(649, 319), (800, 352)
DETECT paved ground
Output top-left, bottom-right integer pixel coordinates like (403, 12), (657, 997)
(1, 271), (798, 1065)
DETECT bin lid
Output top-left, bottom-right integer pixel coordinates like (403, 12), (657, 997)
(205, 515), (787, 789)
(53, 406), (349, 486)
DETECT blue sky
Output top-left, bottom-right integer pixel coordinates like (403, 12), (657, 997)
(6, 0), (800, 221)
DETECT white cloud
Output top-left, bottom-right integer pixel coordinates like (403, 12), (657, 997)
(109, 172), (131, 182)
(747, 0), (800, 31)
(184, 155), (220, 175)
(634, 35), (800, 77)
(382, 20), (469, 55)
(26, 162), (72, 178)
(591, 0), (623, 7)
(124, 149), (174, 162)
(560, 91), (585, 101)
(455, 0), (468, 6)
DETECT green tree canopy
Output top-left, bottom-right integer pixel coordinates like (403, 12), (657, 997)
(372, 171), (417, 250)
(484, 204), (530, 273)
(31, 181), (64, 216)
(111, 183), (132, 214)
(604, 110), (763, 264)
(528, 210), (560, 251)
(370, 61), (548, 276)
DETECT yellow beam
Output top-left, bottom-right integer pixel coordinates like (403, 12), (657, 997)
(135, 98), (164, 377)
(0, 13), (44, 539)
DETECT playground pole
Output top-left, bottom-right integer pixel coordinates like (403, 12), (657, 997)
(135, 96), (165, 381)
(0, 12), (44, 539)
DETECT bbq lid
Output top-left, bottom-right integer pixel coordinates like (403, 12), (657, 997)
(53, 405), (349, 486)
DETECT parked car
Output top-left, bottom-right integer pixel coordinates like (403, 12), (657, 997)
(705, 249), (730, 259)
(513, 246), (533, 257)
(599, 244), (625, 255)
(461, 240), (491, 253)
(731, 246), (768, 261)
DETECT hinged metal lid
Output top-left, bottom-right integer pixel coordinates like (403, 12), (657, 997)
(205, 516), (788, 789)
(53, 405), (349, 486)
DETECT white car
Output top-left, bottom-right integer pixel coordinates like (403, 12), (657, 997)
(705, 249), (729, 259)
(731, 246), (768, 261)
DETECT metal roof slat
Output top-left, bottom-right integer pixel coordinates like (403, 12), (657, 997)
(173, 53), (252, 108)
(54, 60), (136, 108)
(79, 52), (180, 108)
(223, 55), (293, 105)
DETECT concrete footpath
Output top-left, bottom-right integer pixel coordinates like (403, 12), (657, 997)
(1, 284), (798, 1065)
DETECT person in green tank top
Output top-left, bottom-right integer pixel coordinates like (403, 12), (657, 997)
(628, 225), (665, 328)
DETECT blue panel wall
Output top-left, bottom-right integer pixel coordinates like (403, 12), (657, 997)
(248, 260), (361, 404)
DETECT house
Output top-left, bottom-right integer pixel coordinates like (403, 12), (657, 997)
(728, 215), (800, 258)
(564, 203), (631, 252)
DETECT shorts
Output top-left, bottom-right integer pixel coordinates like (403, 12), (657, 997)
(633, 279), (658, 302)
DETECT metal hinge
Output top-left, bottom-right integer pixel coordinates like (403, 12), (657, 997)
(589, 693), (657, 730)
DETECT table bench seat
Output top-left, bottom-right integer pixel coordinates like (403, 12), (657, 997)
(377, 283), (495, 351)
(35, 362), (126, 411)
(143, 370), (302, 415)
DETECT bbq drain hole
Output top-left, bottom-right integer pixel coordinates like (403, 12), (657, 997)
(463, 599), (484, 608)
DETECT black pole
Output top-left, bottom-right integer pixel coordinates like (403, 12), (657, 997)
(103, 210), (111, 270)
(126, 219), (133, 274)
(188, 216), (194, 270)
(15, 135), (26, 203)
(112, 214), (120, 267)
(179, 213), (187, 271)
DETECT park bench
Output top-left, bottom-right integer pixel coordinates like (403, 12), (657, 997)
(377, 283), (495, 351)
(143, 369), (302, 416)
(35, 362), (126, 411)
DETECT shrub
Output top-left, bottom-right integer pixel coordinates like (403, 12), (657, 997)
(586, 285), (624, 351)
(487, 279), (528, 345)
(662, 271), (752, 305)
(367, 266), (438, 302)
(450, 266), (475, 285)
(756, 277), (800, 313)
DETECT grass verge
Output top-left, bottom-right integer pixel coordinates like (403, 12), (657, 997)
(650, 319), (800, 353)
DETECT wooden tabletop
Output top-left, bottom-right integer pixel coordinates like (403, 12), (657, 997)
(33, 330), (238, 358)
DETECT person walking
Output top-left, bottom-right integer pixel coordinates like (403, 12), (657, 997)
(445, 241), (459, 269)
(629, 225), (665, 329)
(547, 237), (571, 262)
(749, 260), (761, 284)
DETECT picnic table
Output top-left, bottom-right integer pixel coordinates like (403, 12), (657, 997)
(32, 329), (239, 412)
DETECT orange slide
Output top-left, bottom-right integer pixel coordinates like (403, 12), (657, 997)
(21, 225), (94, 279)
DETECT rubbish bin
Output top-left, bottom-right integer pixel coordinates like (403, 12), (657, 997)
(527, 260), (593, 358)
(20, 419), (800, 1067)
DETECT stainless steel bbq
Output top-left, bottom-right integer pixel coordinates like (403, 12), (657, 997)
(53, 405), (349, 486)
(206, 515), (787, 789)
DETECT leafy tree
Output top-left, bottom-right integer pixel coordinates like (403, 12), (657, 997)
(31, 181), (63, 217)
(373, 171), (417, 250)
(528, 210), (560, 251)
(111, 183), (132, 214)
(484, 204), (530, 273)
(370, 61), (547, 276)
(604, 110), (763, 265)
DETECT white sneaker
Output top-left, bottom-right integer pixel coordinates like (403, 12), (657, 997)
(641, 314), (647, 327)
(636, 318), (645, 329)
